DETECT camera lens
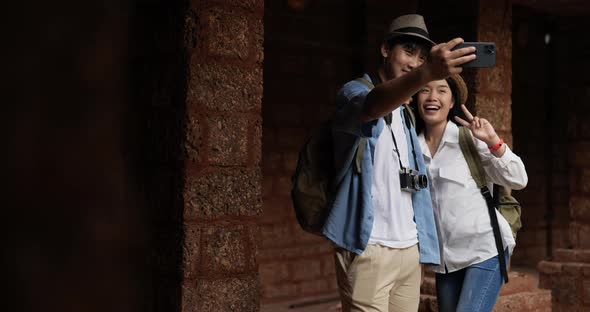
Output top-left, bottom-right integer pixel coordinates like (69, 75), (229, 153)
(418, 175), (428, 189)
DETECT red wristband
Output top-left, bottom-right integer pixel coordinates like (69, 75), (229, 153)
(488, 138), (504, 151)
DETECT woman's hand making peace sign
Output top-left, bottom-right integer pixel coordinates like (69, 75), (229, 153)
(454, 104), (506, 156)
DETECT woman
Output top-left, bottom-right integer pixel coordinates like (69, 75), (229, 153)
(412, 74), (528, 312)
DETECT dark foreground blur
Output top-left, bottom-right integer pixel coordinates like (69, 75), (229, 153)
(3, 1), (187, 311)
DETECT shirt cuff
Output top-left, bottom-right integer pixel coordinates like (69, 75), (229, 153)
(494, 145), (518, 167)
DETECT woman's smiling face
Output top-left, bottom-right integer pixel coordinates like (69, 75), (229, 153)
(417, 79), (455, 127)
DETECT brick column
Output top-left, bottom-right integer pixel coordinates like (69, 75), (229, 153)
(182, 1), (264, 311)
(472, 0), (513, 146)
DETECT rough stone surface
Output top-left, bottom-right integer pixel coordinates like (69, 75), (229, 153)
(476, 63), (509, 94)
(206, 8), (251, 60)
(554, 249), (577, 262)
(183, 224), (201, 280)
(189, 276), (260, 312)
(297, 279), (330, 296)
(207, 114), (249, 165)
(554, 276), (579, 305)
(474, 94), (512, 131)
(184, 167), (262, 218)
(290, 259), (321, 281)
(261, 282), (298, 301)
(188, 60), (262, 112)
(259, 262), (290, 285)
(185, 114), (202, 163)
(538, 260), (563, 274)
(201, 224), (256, 274)
(569, 223), (590, 249)
(493, 290), (552, 312)
(251, 116), (262, 165)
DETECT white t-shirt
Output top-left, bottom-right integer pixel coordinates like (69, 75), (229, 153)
(368, 107), (418, 248)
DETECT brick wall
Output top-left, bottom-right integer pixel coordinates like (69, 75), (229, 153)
(260, 0), (356, 302)
(182, 0), (264, 311)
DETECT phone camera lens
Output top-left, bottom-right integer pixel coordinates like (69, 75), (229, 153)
(485, 45), (495, 54)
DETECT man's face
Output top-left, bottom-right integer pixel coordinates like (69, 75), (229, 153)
(381, 43), (427, 80)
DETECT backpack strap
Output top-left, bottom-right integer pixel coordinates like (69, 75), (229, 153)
(355, 77), (374, 89)
(402, 104), (416, 129)
(458, 127), (487, 188)
(458, 127), (510, 284)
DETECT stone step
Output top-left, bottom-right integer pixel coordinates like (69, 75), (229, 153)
(493, 290), (552, 312)
(537, 249), (590, 311)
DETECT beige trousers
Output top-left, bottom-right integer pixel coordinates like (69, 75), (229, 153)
(334, 244), (421, 312)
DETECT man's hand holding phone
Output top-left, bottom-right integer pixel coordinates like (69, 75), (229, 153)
(451, 42), (496, 68)
(421, 38), (477, 82)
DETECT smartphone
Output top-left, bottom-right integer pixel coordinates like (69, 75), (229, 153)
(452, 42), (496, 68)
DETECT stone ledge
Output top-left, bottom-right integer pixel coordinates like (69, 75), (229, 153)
(553, 248), (590, 263)
(539, 260), (590, 276)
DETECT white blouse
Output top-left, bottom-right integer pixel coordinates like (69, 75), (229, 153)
(418, 122), (528, 273)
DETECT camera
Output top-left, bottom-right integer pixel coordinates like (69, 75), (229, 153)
(399, 167), (428, 193)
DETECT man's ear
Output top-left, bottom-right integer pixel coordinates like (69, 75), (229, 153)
(450, 98), (455, 109)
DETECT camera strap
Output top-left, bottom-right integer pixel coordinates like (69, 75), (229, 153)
(385, 110), (421, 173)
(385, 120), (405, 170)
(368, 71), (421, 172)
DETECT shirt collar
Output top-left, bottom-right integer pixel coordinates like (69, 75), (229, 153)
(442, 121), (459, 144)
(418, 121), (459, 160)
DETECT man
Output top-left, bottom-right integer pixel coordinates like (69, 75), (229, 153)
(322, 14), (476, 311)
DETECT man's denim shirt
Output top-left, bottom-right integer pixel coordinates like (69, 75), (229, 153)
(322, 74), (441, 265)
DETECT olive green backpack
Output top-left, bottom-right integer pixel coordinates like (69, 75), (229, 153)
(458, 126), (522, 283)
(291, 78), (374, 235)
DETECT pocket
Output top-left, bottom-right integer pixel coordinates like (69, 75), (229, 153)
(439, 166), (468, 186)
(335, 247), (360, 270)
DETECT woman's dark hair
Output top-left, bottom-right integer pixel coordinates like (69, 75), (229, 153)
(385, 35), (430, 60)
(410, 77), (466, 134)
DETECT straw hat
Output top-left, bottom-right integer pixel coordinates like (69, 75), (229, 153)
(448, 74), (468, 105)
(385, 14), (436, 47)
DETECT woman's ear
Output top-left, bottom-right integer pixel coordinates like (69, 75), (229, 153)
(380, 43), (389, 59)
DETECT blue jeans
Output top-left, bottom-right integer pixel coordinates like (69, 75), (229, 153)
(435, 252), (509, 312)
